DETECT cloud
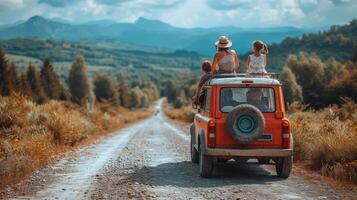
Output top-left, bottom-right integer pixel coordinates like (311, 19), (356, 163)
(94, 0), (128, 5)
(38, 0), (74, 7)
(206, 0), (252, 10)
(0, 0), (24, 11)
(0, 0), (356, 28)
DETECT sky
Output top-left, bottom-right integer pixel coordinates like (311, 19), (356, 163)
(0, 0), (356, 28)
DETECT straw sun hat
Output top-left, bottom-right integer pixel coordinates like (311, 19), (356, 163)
(215, 35), (232, 48)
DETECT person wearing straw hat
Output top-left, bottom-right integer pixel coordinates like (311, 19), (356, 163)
(212, 35), (240, 74)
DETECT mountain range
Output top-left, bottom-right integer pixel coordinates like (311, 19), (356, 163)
(0, 16), (313, 55)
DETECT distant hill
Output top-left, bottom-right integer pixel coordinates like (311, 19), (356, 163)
(0, 38), (202, 86)
(0, 37), (202, 70)
(0, 15), (311, 55)
(243, 19), (357, 72)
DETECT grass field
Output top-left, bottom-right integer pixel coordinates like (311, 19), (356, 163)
(0, 94), (152, 190)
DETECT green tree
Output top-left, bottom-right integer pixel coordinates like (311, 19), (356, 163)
(142, 84), (159, 102)
(140, 93), (149, 108)
(40, 58), (63, 100)
(280, 67), (303, 104)
(324, 58), (348, 83)
(0, 49), (17, 96)
(18, 73), (33, 98)
(94, 74), (119, 105)
(165, 80), (177, 103)
(68, 54), (95, 109)
(330, 68), (357, 102)
(118, 84), (131, 108)
(287, 53), (326, 107)
(26, 64), (48, 103)
(130, 87), (143, 108)
(352, 51), (357, 63)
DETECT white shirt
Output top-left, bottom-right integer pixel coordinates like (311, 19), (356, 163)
(248, 54), (267, 73)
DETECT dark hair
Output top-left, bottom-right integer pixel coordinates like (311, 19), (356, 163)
(253, 40), (269, 54)
(201, 60), (212, 73)
(218, 47), (230, 52)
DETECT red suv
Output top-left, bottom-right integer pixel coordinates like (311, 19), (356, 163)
(191, 74), (293, 178)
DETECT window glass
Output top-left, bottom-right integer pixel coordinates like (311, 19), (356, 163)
(204, 88), (211, 112)
(220, 88), (275, 112)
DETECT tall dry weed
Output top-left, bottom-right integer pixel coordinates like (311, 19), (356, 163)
(0, 94), (151, 190)
(290, 99), (357, 183)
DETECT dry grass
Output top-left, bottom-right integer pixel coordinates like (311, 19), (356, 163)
(0, 94), (151, 189)
(163, 103), (195, 123)
(289, 100), (357, 183)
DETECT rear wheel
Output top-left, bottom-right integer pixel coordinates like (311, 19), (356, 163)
(199, 135), (213, 178)
(276, 156), (292, 178)
(190, 124), (199, 163)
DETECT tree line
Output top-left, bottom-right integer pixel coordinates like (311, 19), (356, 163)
(0, 48), (159, 109)
(280, 52), (356, 108)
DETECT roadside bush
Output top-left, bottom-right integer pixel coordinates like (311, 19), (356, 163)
(94, 74), (119, 105)
(164, 104), (195, 123)
(0, 93), (152, 189)
(290, 99), (357, 183)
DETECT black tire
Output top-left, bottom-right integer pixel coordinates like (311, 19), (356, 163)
(217, 158), (229, 163)
(190, 124), (199, 164)
(276, 156), (293, 178)
(226, 104), (265, 142)
(199, 135), (213, 178)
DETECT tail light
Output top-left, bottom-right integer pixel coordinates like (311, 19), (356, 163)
(282, 120), (291, 149)
(207, 120), (216, 148)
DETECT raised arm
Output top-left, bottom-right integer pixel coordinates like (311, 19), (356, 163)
(245, 55), (251, 69)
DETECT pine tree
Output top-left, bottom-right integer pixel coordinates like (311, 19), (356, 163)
(6, 62), (19, 93)
(18, 73), (33, 98)
(165, 80), (177, 103)
(352, 50), (357, 63)
(280, 67), (303, 104)
(94, 74), (119, 105)
(0, 48), (9, 96)
(68, 54), (95, 109)
(40, 58), (63, 100)
(26, 64), (48, 103)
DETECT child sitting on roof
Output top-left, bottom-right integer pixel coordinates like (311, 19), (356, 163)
(246, 40), (268, 74)
(192, 60), (212, 106)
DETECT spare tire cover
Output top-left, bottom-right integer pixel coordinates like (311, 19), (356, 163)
(226, 104), (265, 142)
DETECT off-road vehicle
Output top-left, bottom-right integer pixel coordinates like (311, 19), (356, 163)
(191, 73), (293, 178)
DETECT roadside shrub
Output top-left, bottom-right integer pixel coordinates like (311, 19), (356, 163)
(94, 74), (119, 105)
(290, 100), (357, 182)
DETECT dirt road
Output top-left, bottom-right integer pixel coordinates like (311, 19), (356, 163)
(3, 101), (344, 199)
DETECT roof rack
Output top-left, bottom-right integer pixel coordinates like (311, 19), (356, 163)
(212, 73), (280, 79)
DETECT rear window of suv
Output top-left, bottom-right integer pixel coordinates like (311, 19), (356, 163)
(220, 87), (276, 113)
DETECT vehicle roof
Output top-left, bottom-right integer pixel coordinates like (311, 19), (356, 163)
(208, 77), (281, 85)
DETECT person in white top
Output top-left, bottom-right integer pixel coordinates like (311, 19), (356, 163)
(246, 40), (268, 74)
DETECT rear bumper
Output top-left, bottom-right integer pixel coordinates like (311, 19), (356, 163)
(205, 148), (293, 157)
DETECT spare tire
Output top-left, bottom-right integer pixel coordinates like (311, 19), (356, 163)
(226, 104), (265, 142)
